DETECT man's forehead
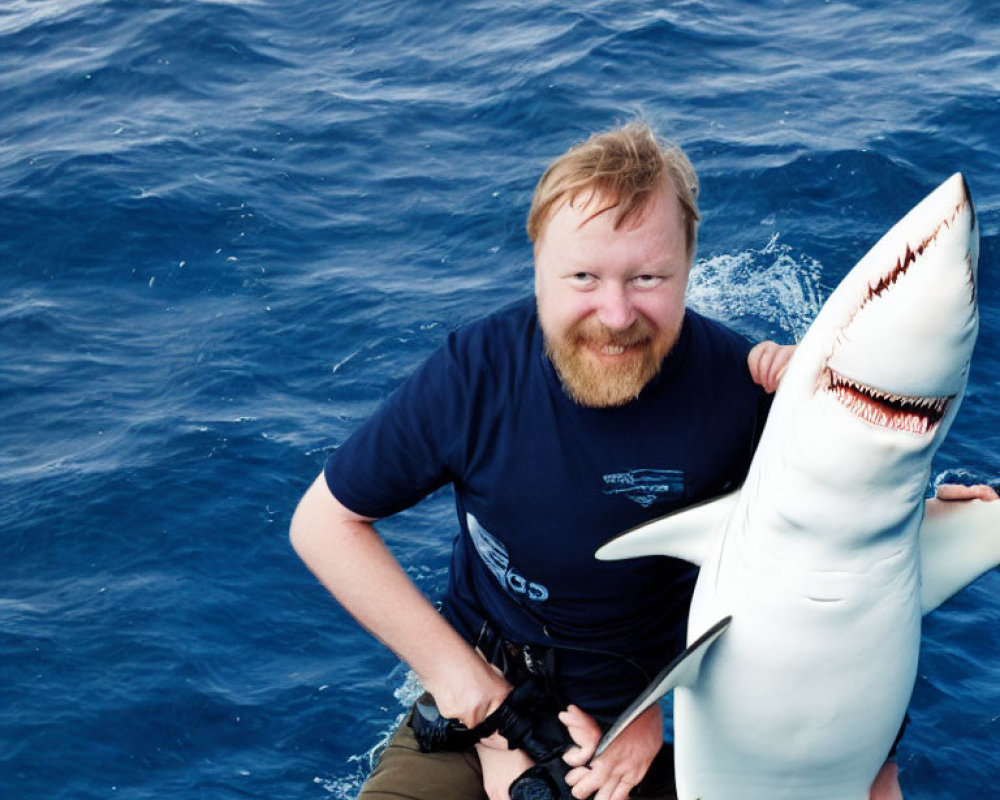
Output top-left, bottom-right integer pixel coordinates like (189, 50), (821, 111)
(559, 183), (673, 233)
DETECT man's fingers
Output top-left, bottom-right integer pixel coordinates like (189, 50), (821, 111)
(937, 482), (1000, 502)
(564, 764), (588, 787)
(748, 341), (796, 393)
(476, 743), (536, 800)
(566, 766), (605, 799)
(748, 342), (780, 392)
(774, 360), (788, 387)
(561, 744), (591, 768)
(606, 778), (634, 800)
(569, 767), (634, 800)
(559, 705), (600, 763)
(476, 731), (510, 751)
(567, 755), (643, 800)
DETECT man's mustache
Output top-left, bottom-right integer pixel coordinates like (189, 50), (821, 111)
(570, 319), (654, 348)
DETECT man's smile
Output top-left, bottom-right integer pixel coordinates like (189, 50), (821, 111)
(577, 328), (653, 359)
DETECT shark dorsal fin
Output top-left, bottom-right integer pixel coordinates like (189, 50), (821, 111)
(594, 616), (731, 757)
(920, 499), (1000, 614)
(596, 490), (738, 567)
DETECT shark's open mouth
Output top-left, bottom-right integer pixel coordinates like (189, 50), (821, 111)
(823, 368), (951, 434)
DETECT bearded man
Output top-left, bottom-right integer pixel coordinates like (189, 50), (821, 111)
(290, 122), (916, 800)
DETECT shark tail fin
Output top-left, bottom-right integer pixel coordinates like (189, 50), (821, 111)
(593, 616), (731, 758)
(920, 499), (1000, 614)
(596, 491), (739, 566)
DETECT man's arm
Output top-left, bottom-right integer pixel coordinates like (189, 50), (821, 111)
(289, 472), (512, 727)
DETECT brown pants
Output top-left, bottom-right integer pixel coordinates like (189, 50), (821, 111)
(358, 711), (678, 800)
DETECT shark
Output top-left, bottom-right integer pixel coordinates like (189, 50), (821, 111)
(594, 173), (1000, 799)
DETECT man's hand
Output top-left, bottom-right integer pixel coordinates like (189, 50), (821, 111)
(476, 739), (535, 800)
(748, 341), (796, 393)
(934, 483), (1000, 502)
(868, 760), (902, 800)
(926, 481), (1000, 522)
(425, 660), (512, 731)
(560, 703), (662, 800)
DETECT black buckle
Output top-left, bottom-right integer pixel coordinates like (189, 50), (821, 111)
(409, 679), (576, 800)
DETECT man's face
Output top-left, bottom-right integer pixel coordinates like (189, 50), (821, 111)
(534, 183), (691, 407)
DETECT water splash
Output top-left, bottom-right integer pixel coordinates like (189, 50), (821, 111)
(318, 668), (425, 798)
(688, 234), (825, 342)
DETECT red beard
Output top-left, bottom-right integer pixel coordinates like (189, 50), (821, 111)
(544, 316), (672, 407)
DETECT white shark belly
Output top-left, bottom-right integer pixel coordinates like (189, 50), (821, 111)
(675, 549), (921, 800)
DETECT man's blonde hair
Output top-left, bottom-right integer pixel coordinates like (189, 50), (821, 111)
(526, 122), (700, 261)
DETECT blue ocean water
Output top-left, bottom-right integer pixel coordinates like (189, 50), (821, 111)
(2, 0), (999, 797)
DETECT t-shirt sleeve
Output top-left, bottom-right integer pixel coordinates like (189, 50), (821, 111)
(323, 332), (471, 519)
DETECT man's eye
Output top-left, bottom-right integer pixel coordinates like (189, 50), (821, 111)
(568, 272), (596, 286)
(633, 275), (663, 288)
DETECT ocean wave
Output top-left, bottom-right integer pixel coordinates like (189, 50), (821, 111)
(2, 0), (999, 797)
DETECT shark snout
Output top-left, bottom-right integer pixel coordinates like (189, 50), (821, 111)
(784, 174), (980, 440)
(827, 173), (977, 396)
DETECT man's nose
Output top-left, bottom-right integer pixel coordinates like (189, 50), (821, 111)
(596, 283), (637, 330)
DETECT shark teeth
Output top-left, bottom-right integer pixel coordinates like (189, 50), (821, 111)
(823, 368), (951, 435)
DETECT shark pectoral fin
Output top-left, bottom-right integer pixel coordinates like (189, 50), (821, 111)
(593, 616), (732, 758)
(595, 491), (739, 566)
(920, 499), (1000, 614)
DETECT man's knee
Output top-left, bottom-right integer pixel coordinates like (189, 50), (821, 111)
(359, 713), (486, 800)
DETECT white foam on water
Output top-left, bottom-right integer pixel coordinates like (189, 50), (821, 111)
(688, 233), (825, 342)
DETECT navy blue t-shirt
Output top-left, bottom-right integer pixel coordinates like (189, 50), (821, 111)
(325, 298), (768, 714)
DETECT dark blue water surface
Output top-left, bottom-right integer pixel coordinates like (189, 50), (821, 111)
(2, 1), (999, 798)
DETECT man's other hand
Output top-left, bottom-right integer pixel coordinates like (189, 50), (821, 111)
(476, 739), (535, 800)
(868, 760), (902, 800)
(935, 483), (1000, 502)
(561, 704), (662, 800)
(748, 341), (795, 393)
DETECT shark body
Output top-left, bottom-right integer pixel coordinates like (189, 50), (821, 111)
(596, 174), (1000, 799)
